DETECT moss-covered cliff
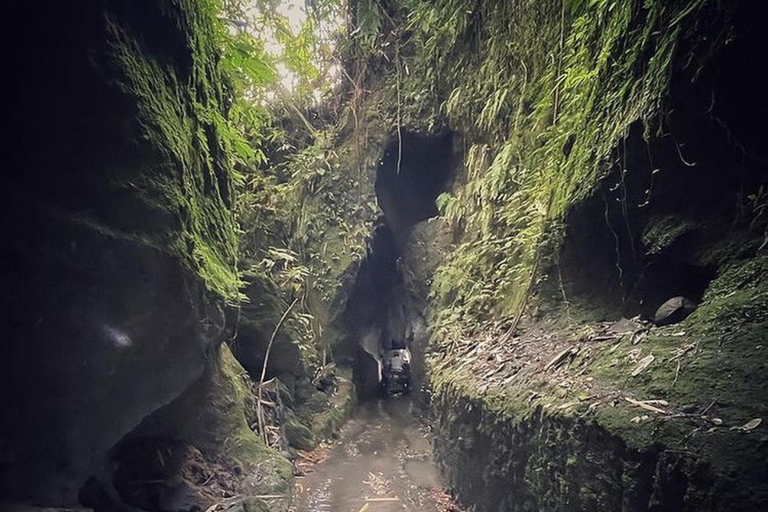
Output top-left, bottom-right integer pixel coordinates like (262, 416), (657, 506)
(336, 0), (768, 510)
(1, 0), (288, 507)
(3, 0), (767, 510)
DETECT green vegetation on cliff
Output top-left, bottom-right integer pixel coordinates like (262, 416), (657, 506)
(343, 0), (736, 342)
(331, 1), (768, 510)
(418, 0), (733, 339)
(95, 0), (244, 301)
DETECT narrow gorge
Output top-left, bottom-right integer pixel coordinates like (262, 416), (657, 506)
(2, 1), (767, 512)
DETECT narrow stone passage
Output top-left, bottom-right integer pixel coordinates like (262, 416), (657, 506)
(290, 397), (461, 512)
(5, 1), (768, 511)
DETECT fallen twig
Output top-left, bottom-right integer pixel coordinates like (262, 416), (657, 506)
(545, 346), (579, 370)
(631, 354), (655, 377)
(624, 396), (668, 414)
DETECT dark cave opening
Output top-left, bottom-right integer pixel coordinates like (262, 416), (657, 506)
(342, 131), (456, 398)
(555, 108), (746, 321)
(556, 172), (720, 322)
(553, 5), (767, 322)
(376, 132), (455, 243)
(343, 223), (401, 351)
(343, 223), (401, 398)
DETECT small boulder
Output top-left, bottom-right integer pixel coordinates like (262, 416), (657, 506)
(654, 296), (697, 327)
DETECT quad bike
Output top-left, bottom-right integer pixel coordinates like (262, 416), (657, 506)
(381, 348), (411, 395)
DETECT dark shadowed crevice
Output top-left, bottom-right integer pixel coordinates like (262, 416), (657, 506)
(376, 132), (454, 244)
(341, 131), (455, 398)
(549, 6), (767, 322)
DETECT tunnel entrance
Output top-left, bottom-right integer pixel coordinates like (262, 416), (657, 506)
(376, 132), (455, 243)
(342, 131), (455, 398)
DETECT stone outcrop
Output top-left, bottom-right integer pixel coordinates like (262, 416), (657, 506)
(0, 0), (263, 506)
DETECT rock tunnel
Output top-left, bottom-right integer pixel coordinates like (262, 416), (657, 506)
(341, 132), (455, 398)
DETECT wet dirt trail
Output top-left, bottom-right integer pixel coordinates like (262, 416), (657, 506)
(290, 396), (462, 512)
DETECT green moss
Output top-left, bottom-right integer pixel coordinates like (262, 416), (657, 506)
(308, 396), (352, 440)
(694, 255), (768, 308)
(284, 412), (317, 451)
(586, 256), (768, 438)
(340, 2), (768, 509)
(694, 231), (763, 267)
(426, 252), (768, 510)
(217, 346), (294, 490)
(356, 0), (735, 343)
(234, 114), (389, 370)
(273, 123), (387, 354)
(432, 351), (768, 511)
(102, 0), (240, 302)
(294, 390), (346, 440)
(289, 368), (354, 443)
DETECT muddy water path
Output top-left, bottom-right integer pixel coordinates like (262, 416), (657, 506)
(290, 396), (461, 512)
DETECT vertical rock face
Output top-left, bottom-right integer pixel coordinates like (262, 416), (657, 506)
(2, 0), (239, 505)
(343, 0), (768, 510)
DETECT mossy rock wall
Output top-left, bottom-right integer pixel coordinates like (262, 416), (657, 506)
(298, 125), (390, 355)
(427, 235), (768, 511)
(355, 0), (764, 342)
(122, 345), (293, 500)
(1, 0), (239, 505)
(432, 387), (765, 512)
(347, 1), (768, 510)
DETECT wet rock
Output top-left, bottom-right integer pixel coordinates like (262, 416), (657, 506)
(78, 478), (146, 512)
(276, 373), (297, 400)
(274, 377), (296, 408)
(294, 377), (318, 402)
(230, 325), (304, 380)
(234, 278), (306, 380)
(0, 223), (232, 504)
(118, 345), (293, 500)
(284, 412), (317, 451)
(654, 296), (697, 326)
(1, 0), (239, 505)
(313, 366), (338, 395)
(110, 439), (212, 512)
(156, 482), (206, 512)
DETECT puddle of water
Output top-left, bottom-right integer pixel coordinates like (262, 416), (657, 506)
(290, 396), (459, 512)
(404, 460), (440, 489)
